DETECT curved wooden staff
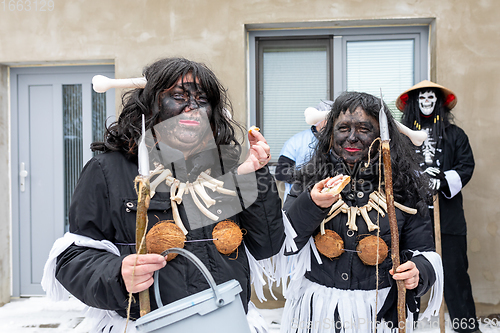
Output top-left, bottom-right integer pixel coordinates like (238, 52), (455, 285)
(379, 93), (406, 333)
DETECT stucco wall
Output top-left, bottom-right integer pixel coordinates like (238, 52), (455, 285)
(0, 65), (10, 306)
(1, 0), (499, 313)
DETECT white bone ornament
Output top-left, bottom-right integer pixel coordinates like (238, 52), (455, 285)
(176, 183), (186, 202)
(170, 179), (188, 235)
(328, 199), (345, 215)
(199, 171), (224, 187)
(319, 191), (417, 232)
(92, 75), (146, 93)
(359, 206), (379, 232)
(150, 169), (172, 197)
(188, 185), (219, 221)
(193, 181), (216, 208)
(394, 121), (428, 146)
(368, 199), (386, 217)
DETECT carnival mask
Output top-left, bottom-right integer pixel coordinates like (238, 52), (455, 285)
(418, 90), (437, 116)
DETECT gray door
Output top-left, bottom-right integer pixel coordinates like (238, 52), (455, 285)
(11, 66), (115, 296)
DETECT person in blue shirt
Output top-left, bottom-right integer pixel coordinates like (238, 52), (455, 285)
(275, 100), (332, 199)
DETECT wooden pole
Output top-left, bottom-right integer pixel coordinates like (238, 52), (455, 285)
(433, 194), (445, 333)
(381, 141), (406, 333)
(136, 176), (151, 317)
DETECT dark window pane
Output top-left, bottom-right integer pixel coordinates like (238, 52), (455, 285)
(62, 84), (83, 231)
(92, 89), (107, 156)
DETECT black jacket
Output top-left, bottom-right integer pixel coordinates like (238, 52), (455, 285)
(55, 151), (284, 320)
(284, 157), (436, 297)
(435, 124), (475, 235)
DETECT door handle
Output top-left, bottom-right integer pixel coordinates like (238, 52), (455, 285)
(20, 162), (28, 192)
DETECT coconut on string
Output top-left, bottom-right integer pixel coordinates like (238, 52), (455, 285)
(212, 220), (243, 255)
(314, 229), (388, 266)
(314, 229), (344, 259)
(145, 219), (243, 258)
(356, 235), (388, 266)
(146, 221), (186, 261)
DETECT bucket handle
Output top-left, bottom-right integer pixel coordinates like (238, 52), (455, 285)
(154, 248), (225, 309)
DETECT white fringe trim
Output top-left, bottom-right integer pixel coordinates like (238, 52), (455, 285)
(246, 244), (280, 302)
(248, 301), (270, 333)
(411, 251), (444, 320)
(283, 211), (299, 253)
(42, 232), (269, 333)
(80, 307), (138, 333)
(280, 278), (415, 333)
(273, 211), (323, 297)
(41, 232), (120, 301)
(245, 211), (320, 302)
(41, 232), (136, 333)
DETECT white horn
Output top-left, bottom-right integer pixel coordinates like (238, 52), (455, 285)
(92, 75), (147, 93)
(395, 120), (427, 146)
(304, 107), (328, 125)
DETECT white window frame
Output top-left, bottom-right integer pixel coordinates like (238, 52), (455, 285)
(247, 23), (430, 137)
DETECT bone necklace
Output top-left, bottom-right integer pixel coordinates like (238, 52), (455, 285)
(147, 163), (237, 235)
(319, 190), (417, 235)
(315, 190), (417, 265)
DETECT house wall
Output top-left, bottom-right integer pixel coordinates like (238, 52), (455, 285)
(1, 0), (499, 314)
(0, 65), (10, 306)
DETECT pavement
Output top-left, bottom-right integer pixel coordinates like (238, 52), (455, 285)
(0, 296), (87, 332)
(0, 296), (499, 333)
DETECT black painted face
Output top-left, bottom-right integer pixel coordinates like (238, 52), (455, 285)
(332, 107), (380, 168)
(157, 75), (213, 153)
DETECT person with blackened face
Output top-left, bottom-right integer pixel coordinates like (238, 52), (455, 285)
(157, 74), (213, 154)
(279, 91), (443, 332)
(45, 58), (284, 332)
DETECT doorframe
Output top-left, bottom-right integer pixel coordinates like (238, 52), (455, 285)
(10, 65), (115, 296)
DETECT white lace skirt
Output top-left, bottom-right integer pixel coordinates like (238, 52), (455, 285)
(280, 277), (405, 333)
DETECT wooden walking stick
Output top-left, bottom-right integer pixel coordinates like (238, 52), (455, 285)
(379, 94), (406, 333)
(433, 193), (445, 333)
(136, 114), (151, 317)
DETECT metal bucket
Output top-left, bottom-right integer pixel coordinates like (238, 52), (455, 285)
(135, 248), (251, 333)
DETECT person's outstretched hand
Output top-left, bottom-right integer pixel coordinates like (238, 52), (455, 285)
(237, 128), (271, 175)
(121, 254), (166, 293)
(390, 260), (420, 290)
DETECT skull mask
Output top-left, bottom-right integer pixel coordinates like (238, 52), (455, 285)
(418, 90), (437, 116)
